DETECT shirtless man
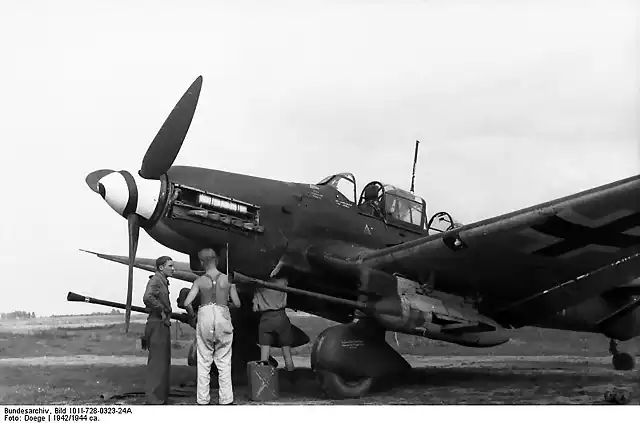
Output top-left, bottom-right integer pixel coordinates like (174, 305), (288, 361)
(184, 248), (241, 405)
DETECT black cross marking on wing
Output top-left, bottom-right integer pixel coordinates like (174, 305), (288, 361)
(530, 212), (640, 257)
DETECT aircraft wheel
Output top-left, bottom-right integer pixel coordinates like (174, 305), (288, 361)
(612, 352), (635, 371)
(316, 369), (374, 399)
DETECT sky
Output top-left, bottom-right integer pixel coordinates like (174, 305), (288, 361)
(0, 0), (637, 317)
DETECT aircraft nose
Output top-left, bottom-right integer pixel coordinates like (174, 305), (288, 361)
(98, 170), (163, 220)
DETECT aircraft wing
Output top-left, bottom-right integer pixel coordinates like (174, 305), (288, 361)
(359, 174), (640, 327)
(80, 250), (199, 283)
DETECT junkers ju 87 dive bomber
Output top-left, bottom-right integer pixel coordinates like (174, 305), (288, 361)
(73, 76), (640, 399)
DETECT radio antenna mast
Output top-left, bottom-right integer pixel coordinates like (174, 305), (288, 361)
(410, 140), (420, 193)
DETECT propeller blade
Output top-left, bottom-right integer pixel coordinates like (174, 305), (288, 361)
(85, 169), (114, 194)
(139, 76), (203, 179)
(125, 214), (140, 332)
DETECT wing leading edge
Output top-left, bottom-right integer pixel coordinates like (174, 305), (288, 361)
(80, 249), (199, 283)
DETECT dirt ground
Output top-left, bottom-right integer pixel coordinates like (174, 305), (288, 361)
(1, 354), (638, 405)
(1, 314), (639, 405)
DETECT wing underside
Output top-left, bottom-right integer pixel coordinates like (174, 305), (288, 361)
(359, 174), (640, 326)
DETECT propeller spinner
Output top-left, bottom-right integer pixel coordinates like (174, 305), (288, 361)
(85, 76), (204, 332)
(85, 169), (114, 196)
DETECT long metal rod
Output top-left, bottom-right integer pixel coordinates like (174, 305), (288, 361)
(231, 272), (368, 310)
(66, 292), (191, 324)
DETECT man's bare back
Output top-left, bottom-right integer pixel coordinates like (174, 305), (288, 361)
(183, 248), (241, 321)
(196, 270), (240, 309)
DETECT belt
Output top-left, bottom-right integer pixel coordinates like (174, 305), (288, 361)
(260, 308), (285, 313)
(147, 312), (171, 320)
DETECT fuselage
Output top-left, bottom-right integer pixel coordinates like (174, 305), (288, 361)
(148, 166), (426, 277)
(137, 165), (429, 322)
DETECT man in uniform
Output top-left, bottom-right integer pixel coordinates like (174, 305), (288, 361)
(253, 277), (297, 384)
(142, 255), (175, 405)
(184, 248), (241, 405)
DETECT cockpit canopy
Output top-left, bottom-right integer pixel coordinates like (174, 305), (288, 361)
(382, 185), (426, 227)
(358, 181), (426, 228)
(317, 173), (427, 229)
(317, 172), (357, 204)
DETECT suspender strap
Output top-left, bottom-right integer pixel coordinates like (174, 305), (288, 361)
(203, 273), (224, 306)
(204, 272), (221, 288)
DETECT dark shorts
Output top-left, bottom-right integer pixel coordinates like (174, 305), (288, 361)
(258, 309), (294, 347)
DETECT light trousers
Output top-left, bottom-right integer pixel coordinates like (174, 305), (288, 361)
(196, 303), (234, 405)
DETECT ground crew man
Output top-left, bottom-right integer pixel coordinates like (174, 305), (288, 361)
(253, 277), (297, 383)
(184, 248), (241, 405)
(142, 255), (175, 405)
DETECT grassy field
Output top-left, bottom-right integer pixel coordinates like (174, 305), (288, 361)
(0, 313), (639, 405)
(2, 312), (638, 359)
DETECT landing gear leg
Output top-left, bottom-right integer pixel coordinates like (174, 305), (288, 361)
(609, 338), (635, 371)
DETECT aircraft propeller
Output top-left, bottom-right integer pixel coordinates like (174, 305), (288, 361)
(126, 214), (140, 332)
(139, 76), (203, 179)
(85, 76), (204, 332)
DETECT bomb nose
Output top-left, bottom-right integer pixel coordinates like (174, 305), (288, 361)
(98, 170), (162, 219)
